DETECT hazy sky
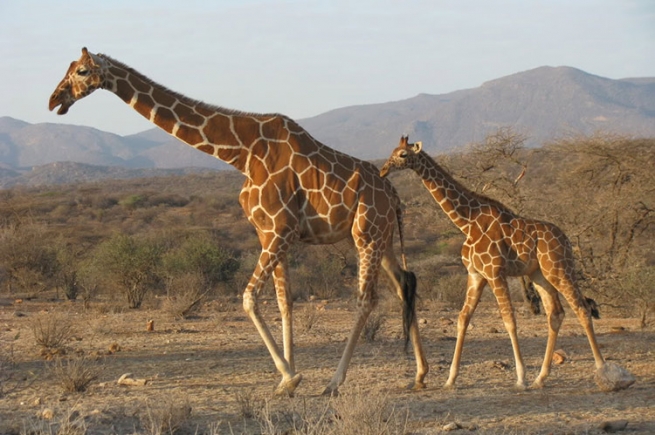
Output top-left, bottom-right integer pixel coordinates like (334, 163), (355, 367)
(1, 0), (654, 136)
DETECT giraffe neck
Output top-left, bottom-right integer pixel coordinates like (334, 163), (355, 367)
(413, 152), (497, 233)
(94, 53), (280, 173)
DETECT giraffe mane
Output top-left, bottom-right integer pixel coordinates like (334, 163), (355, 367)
(96, 53), (285, 119)
(419, 151), (515, 214)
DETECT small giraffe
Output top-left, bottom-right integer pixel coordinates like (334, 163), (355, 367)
(48, 48), (428, 396)
(380, 136), (634, 391)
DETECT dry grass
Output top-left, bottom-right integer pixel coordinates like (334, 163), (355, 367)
(235, 390), (262, 419)
(140, 398), (192, 435)
(0, 298), (652, 434)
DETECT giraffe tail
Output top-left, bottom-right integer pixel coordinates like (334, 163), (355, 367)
(585, 297), (600, 319)
(401, 270), (417, 352)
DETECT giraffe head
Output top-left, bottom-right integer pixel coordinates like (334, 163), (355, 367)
(49, 47), (106, 115)
(379, 135), (423, 177)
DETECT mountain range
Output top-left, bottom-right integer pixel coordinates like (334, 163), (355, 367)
(1, 65), (654, 186)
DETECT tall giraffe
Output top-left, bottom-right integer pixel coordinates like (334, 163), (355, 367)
(48, 48), (428, 396)
(380, 136), (634, 391)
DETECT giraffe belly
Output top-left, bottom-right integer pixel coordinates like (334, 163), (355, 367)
(297, 215), (352, 244)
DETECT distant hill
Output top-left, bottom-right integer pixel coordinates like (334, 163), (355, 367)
(0, 117), (229, 171)
(1, 65), (653, 185)
(298, 66), (655, 159)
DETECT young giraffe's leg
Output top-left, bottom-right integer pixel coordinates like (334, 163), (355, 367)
(381, 252), (428, 390)
(544, 274), (605, 369)
(243, 248), (302, 396)
(322, 243), (380, 396)
(444, 272), (486, 388)
(529, 272), (565, 388)
(272, 262), (294, 372)
(488, 275), (527, 389)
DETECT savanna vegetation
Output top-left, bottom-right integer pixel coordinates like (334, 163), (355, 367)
(0, 131), (653, 434)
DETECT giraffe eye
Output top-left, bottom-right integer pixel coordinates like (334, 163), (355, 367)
(399, 151), (408, 159)
(77, 68), (89, 76)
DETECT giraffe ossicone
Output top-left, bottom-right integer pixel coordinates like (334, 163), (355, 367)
(48, 48), (429, 396)
(380, 135), (635, 391)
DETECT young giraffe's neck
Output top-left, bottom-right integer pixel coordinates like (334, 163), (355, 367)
(413, 152), (509, 235)
(94, 53), (281, 173)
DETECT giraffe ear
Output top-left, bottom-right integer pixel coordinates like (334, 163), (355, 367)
(413, 141), (423, 153)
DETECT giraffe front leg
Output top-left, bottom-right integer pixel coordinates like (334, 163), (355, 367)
(273, 263), (294, 372)
(445, 273), (485, 389)
(243, 252), (301, 396)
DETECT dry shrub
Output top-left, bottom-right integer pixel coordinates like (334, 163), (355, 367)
(362, 312), (385, 343)
(162, 272), (207, 319)
(20, 408), (87, 435)
(253, 389), (408, 435)
(30, 313), (73, 350)
(432, 273), (468, 308)
(141, 398), (192, 435)
(296, 304), (321, 333)
(235, 389), (263, 419)
(50, 356), (100, 393)
(330, 390), (409, 435)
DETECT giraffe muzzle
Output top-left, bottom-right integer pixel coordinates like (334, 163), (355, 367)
(48, 93), (73, 115)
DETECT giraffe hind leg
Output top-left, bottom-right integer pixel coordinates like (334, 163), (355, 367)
(529, 272), (565, 388)
(489, 276), (527, 389)
(381, 253), (428, 390)
(552, 277), (635, 390)
(322, 249), (381, 396)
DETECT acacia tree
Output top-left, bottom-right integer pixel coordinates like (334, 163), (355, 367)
(540, 134), (655, 320)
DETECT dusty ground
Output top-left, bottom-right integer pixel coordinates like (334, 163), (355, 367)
(0, 295), (653, 434)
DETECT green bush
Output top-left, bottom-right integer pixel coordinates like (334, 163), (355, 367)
(92, 233), (164, 308)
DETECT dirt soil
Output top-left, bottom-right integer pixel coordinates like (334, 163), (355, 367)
(0, 296), (653, 434)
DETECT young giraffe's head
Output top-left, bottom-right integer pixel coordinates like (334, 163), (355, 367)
(379, 135), (423, 178)
(49, 47), (106, 115)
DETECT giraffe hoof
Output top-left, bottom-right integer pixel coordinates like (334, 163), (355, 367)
(513, 382), (528, 391)
(321, 384), (339, 397)
(530, 379), (545, 389)
(443, 381), (456, 390)
(407, 380), (427, 391)
(274, 373), (303, 397)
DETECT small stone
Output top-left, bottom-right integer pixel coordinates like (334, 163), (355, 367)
(552, 349), (567, 365)
(117, 373), (148, 386)
(595, 362), (636, 392)
(40, 408), (54, 420)
(443, 422), (461, 431)
(599, 419), (628, 432)
(419, 318), (428, 325)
